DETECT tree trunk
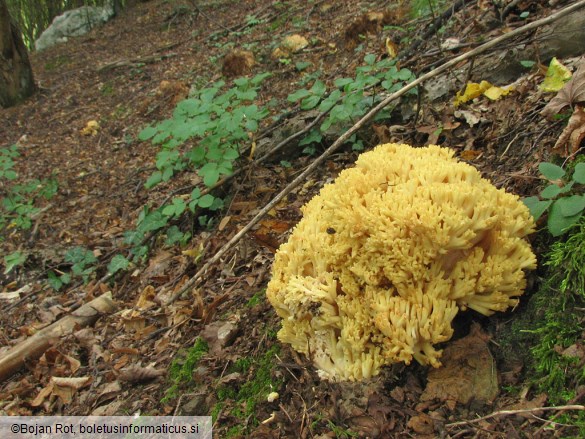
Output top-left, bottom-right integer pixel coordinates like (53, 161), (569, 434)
(0, 0), (36, 108)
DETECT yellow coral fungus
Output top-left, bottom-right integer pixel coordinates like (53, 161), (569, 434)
(267, 144), (536, 381)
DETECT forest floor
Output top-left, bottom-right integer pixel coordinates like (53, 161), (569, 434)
(1, 0), (585, 437)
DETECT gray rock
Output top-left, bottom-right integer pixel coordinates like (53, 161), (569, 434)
(35, 5), (114, 52)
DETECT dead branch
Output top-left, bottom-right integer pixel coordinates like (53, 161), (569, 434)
(446, 405), (585, 428)
(166, 0), (585, 305)
(0, 292), (116, 382)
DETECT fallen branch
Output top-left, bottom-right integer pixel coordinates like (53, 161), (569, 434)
(167, 0), (585, 305)
(0, 292), (116, 382)
(446, 405), (585, 427)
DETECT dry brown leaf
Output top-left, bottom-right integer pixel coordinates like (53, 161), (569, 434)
(552, 104), (585, 156)
(542, 62), (585, 117)
(407, 413), (435, 435)
(51, 376), (91, 403)
(31, 376), (91, 406)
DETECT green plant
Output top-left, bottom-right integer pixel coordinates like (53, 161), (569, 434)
(244, 14), (265, 27)
(0, 145), (58, 236)
(310, 414), (358, 438)
(246, 289), (266, 307)
(500, 218), (585, 434)
(163, 337), (209, 403)
(3, 251), (26, 274)
(326, 420), (359, 438)
(139, 73), (270, 191)
(287, 54), (416, 151)
(130, 74), (271, 259)
(410, 0), (447, 19)
(523, 162), (585, 236)
(0, 145), (18, 180)
(107, 254), (130, 275)
(214, 345), (282, 432)
(47, 246), (98, 290)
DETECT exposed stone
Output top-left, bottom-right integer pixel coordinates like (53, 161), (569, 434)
(35, 5), (115, 52)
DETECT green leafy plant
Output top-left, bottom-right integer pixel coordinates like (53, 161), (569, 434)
(287, 54), (416, 150)
(139, 73), (270, 194)
(3, 251), (26, 274)
(47, 246), (98, 290)
(107, 254), (130, 275)
(499, 219), (585, 435)
(0, 145), (58, 236)
(523, 162), (585, 236)
(131, 74), (271, 259)
(0, 145), (18, 180)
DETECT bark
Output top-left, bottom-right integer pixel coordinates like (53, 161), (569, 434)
(0, 0), (36, 108)
(0, 292), (117, 382)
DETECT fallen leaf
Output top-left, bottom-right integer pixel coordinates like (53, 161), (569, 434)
(552, 105), (585, 156)
(455, 81), (489, 105)
(135, 285), (157, 312)
(483, 84), (514, 100)
(454, 80), (513, 106)
(385, 38), (398, 58)
(459, 150), (482, 160)
(31, 376), (91, 406)
(407, 413), (435, 435)
(542, 61), (585, 116)
(540, 57), (572, 92)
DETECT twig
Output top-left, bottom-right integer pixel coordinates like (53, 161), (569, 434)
(166, 0), (585, 305)
(446, 405), (585, 428)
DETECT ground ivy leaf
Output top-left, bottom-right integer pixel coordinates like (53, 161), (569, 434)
(539, 162), (565, 180)
(108, 254), (130, 274)
(557, 194), (585, 217)
(523, 196), (552, 221)
(540, 183), (563, 199)
(198, 194), (215, 208)
(548, 202), (583, 236)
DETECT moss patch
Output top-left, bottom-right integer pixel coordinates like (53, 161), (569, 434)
(163, 337), (209, 402)
(213, 345), (282, 433)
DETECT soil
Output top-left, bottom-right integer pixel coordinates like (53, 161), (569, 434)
(0, 0), (583, 437)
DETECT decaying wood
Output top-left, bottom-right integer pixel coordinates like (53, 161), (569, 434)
(473, 8), (585, 84)
(166, 0), (585, 305)
(0, 292), (116, 382)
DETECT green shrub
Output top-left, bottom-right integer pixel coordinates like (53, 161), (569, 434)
(523, 162), (585, 236)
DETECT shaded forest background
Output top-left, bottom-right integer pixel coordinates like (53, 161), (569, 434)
(6, 0), (127, 49)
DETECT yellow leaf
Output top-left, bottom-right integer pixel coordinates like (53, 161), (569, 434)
(483, 85), (514, 100)
(540, 57), (572, 92)
(182, 242), (204, 263)
(454, 81), (492, 106)
(385, 38), (398, 59)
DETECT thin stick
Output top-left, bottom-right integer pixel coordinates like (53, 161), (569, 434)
(166, 0), (585, 305)
(446, 405), (585, 427)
